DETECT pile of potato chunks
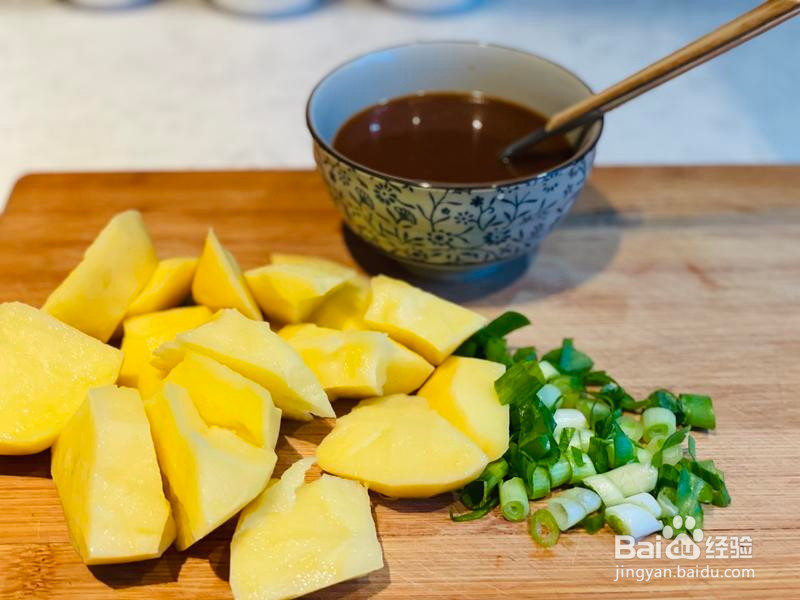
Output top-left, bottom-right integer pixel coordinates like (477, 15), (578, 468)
(0, 210), (511, 599)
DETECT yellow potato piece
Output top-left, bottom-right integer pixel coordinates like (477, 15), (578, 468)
(152, 309), (333, 421)
(310, 274), (371, 330)
(43, 210), (158, 342)
(270, 253), (357, 282)
(383, 339), (434, 395)
(418, 356), (509, 461)
(244, 262), (351, 324)
(0, 302), (122, 454)
(51, 385), (175, 564)
(231, 458), (383, 600)
(364, 275), (487, 365)
(126, 256), (199, 317)
(145, 383), (276, 551)
(192, 229), (262, 320)
(279, 323), (394, 399)
(118, 305), (213, 390)
(164, 352), (282, 449)
(316, 395), (488, 498)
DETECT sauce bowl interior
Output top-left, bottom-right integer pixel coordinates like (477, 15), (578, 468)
(307, 41), (602, 185)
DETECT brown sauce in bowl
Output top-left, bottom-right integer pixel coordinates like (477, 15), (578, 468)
(332, 91), (575, 185)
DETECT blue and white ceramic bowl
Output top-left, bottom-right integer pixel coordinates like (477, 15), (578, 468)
(307, 42), (603, 279)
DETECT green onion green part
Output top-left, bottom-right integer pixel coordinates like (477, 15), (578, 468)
(529, 509), (561, 547)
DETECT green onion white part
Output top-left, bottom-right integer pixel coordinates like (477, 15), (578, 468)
(567, 450), (597, 483)
(538, 360), (559, 381)
(537, 383), (562, 410)
(583, 463), (657, 506)
(605, 504), (663, 539)
(499, 477), (530, 522)
(547, 488), (602, 531)
(622, 492), (662, 518)
(642, 407), (677, 442)
(616, 415), (644, 442)
(656, 489), (679, 518)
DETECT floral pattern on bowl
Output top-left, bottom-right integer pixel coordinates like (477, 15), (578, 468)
(314, 143), (596, 267)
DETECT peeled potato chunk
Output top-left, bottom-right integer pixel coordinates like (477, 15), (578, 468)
(363, 275), (487, 365)
(164, 352), (281, 449)
(52, 385), (175, 564)
(126, 256), (198, 317)
(192, 229), (262, 320)
(311, 273), (371, 330)
(231, 458), (383, 600)
(118, 305), (213, 391)
(244, 257), (354, 324)
(383, 340), (434, 395)
(317, 395), (488, 498)
(418, 356), (509, 461)
(271, 253), (357, 282)
(43, 210), (158, 342)
(153, 309), (333, 421)
(145, 383), (276, 551)
(0, 302), (123, 454)
(279, 323), (393, 399)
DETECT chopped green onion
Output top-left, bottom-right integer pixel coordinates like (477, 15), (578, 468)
(528, 466), (551, 500)
(450, 495), (499, 522)
(678, 394), (716, 429)
(513, 346), (538, 363)
(642, 407), (677, 442)
(580, 512), (606, 534)
(577, 398), (612, 428)
(605, 503), (662, 539)
(575, 429), (594, 452)
(587, 437), (610, 474)
(519, 433), (552, 459)
(645, 389), (681, 413)
(687, 458), (731, 507)
(656, 488), (679, 518)
(583, 463), (657, 506)
(547, 457), (572, 488)
(543, 338), (594, 375)
(623, 492), (662, 518)
(529, 509), (560, 547)
(538, 360), (559, 381)
(611, 424), (635, 468)
(558, 427), (576, 452)
(548, 488), (601, 531)
(494, 361), (544, 406)
(554, 408), (588, 431)
(536, 383), (562, 410)
(651, 428), (688, 468)
(616, 415), (643, 442)
(549, 374), (582, 408)
(500, 477), (530, 522)
(567, 449), (597, 483)
(484, 337), (513, 367)
(460, 458), (509, 509)
(647, 436), (682, 466)
(455, 311), (531, 358)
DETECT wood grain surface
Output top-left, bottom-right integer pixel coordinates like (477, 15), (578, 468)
(0, 167), (798, 599)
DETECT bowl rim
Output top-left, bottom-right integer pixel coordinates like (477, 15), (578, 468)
(306, 40), (603, 190)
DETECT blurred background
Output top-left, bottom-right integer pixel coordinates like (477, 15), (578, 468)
(2, 0), (798, 207)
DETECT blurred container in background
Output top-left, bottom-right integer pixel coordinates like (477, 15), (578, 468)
(208, 0), (320, 16)
(382, 0), (481, 13)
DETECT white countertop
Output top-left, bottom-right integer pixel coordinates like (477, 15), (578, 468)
(2, 0), (798, 209)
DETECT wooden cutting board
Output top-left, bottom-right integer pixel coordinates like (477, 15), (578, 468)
(1, 168), (798, 599)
